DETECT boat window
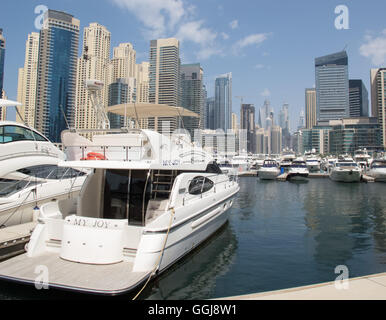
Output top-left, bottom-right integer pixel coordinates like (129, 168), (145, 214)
(336, 163), (357, 168)
(0, 125), (48, 144)
(102, 169), (151, 225)
(188, 176), (214, 195)
(206, 161), (222, 174)
(0, 178), (38, 197)
(18, 165), (86, 180)
(371, 162), (386, 168)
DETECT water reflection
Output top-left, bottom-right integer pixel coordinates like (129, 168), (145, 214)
(141, 223), (237, 300)
(303, 181), (386, 270)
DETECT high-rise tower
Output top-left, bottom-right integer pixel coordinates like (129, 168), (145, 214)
(75, 23), (111, 131)
(17, 32), (40, 126)
(315, 51), (349, 123)
(35, 10), (80, 142)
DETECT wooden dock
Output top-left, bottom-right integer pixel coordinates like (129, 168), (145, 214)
(217, 272), (386, 300)
(0, 222), (36, 261)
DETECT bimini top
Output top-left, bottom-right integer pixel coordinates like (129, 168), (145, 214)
(107, 103), (200, 119)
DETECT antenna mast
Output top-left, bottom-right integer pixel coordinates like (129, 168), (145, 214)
(85, 80), (110, 130)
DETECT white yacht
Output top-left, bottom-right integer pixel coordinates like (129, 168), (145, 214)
(217, 158), (238, 179)
(258, 159), (280, 180)
(367, 159), (386, 182)
(305, 156), (321, 172)
(231, 155), (250, 174)
(329, 157), (362, 182)
(353, 149), (373, 170)
(0, 120), (87, 227)
(0, 127), (239, 295)
(280, 151), (296, 171)
(287, 158), (309, 181)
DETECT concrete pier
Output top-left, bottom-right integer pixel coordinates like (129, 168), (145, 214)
(218, 272), (386, 300)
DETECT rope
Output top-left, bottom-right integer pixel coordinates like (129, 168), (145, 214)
(132, 207), (176, 300)
(0, 188), (34, 227)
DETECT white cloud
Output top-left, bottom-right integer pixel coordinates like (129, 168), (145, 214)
(359, 29), (386, 65)
(112, 0), (186, 38)
(229, 20), (239, 29)
(174, 20), (219, 60)
(255, 64), (264, 69)
(175, 20), (217, 44)
(232, 33), (271, 55)
(261, 88), (271, 97)
(112, 0), (221, 60)
(221, 32), (229, 40)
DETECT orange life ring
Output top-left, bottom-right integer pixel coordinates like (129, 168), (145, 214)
(81, 152), (106, 160)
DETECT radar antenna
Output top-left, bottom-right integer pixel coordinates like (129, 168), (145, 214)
(85, 80), (110, 129)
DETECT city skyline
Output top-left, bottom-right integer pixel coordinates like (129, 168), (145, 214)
(1, 1), (386, 133)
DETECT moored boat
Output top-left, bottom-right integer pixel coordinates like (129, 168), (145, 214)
(287, 158), (309, 181)
(258, 159), (280, 180)
(0, 127), (239, 295)
(329, 157), (362, 183)
(367, 159), (386, 182)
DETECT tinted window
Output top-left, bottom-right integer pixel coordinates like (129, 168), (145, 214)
(0, 125), (48, 143)
(0, 179), (38, 197)
(188, 176), (214, 195)
(18, 165), (86, 179)
(206, 161), (222, 174)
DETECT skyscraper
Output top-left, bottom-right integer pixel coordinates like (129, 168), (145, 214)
(214, 72), (232, 131)
(149, 38), (180, 133)
(240, 104), (256, 153)
(305, 88), (317, 129)
(315, 51), (349, 123)
(205, 97), (215, 129)
(17, 32), (40, 126)
(108, 78), (130, 129)
(370, 68), (386, 147)
(75, 23), (111, 131)
(135, 61), (149, 103)
(110, 43), (136, 81)
(0, 29), (5, 99)
(35, 10), (80, 142)
(180, 63), (204, 137)
(259, 99), (273, 130)
(349, 79), (369, 117)
(278, 103), (290, 131)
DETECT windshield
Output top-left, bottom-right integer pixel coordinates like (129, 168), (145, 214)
(336, 163), (358, 168)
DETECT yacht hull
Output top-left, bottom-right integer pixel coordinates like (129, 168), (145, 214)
(0, 189), (239, 295)
(329, 170), (361, 182)
(0, 181), (84, 228)
(367, 169), (386, 182)
(258, 169), (280, 180)
(287, 173), (308, 181)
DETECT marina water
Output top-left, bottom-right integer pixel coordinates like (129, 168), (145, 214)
(1, 176), (386, 299)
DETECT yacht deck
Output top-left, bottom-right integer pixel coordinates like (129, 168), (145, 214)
(0, 252), (150, 295)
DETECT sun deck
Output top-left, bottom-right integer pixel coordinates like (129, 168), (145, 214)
(0, 252), (150, 295)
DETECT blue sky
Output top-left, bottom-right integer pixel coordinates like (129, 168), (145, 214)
(2, 0), (386, 131)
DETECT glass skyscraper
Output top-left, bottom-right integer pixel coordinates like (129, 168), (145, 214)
(214, 73), (232, 131)
(315, 51), (349, 124)
(0, 29), (5, 99)
(180, 63), (204, 137)
(35, 10), (80, 143)
(349, 79), (369, 117)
